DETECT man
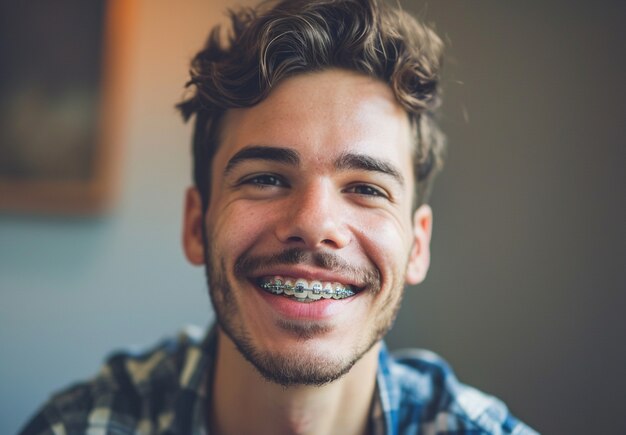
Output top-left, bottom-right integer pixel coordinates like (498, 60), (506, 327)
(22, 0), (537, 434)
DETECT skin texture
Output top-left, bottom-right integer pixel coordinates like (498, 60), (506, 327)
(183, 69), (432, 434)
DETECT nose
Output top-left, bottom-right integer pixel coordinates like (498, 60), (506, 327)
(275, 180), (351, 249)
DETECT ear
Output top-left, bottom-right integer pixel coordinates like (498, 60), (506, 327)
(182, 187), (206, 266)
(405, 204), (433, 285)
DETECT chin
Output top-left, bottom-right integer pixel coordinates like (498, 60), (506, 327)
(232, 330), (371, 387)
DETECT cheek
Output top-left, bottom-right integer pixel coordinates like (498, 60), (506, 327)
(208, 202), (276, 257)
(353, 212), (413, 279)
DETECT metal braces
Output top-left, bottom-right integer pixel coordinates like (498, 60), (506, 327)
(260, 281), (355, 299)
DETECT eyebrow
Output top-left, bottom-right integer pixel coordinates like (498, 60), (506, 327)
(335, 152), (405, 187)
(224, 146), (404, 186)
(224, 145), (300, 175)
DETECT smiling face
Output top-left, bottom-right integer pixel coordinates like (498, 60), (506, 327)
(183, 69), (432, 386)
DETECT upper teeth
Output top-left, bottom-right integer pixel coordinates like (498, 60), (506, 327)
(259, 276), (356, 300)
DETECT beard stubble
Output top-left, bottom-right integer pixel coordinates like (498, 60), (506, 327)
(202, 226), (405, 387)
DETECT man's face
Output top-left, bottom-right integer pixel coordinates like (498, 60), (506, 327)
(183, 69), (432, 386)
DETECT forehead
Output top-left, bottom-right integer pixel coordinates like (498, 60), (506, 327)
(215, 69), (414, 178)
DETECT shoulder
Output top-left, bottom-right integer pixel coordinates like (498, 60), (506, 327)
(19, 326), (208, 435)
(378, 347), (539, 435)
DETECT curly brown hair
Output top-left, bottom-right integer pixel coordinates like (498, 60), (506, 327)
(177, 0), (445, 209)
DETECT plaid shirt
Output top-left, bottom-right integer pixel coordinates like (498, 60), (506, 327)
(21, 325), (538, 434)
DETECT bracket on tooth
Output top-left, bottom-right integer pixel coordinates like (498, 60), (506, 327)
(333, 288), (356, 298)
(260, 282), (355, 299)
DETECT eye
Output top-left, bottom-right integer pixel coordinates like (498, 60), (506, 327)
(344, 184), (387, 198)
(241, 173), (288, 188)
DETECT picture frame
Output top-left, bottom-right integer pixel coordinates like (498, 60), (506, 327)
(0, 0), (133, 215)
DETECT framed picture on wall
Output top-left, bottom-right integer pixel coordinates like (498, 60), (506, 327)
(0, 0), (133, 215)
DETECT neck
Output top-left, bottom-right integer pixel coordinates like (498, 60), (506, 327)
(209, 329), (380, 435)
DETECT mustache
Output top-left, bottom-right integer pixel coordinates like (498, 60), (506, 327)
(234, 247), (381, 291)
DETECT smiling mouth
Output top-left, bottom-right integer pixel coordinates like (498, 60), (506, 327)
(256, 276), (360, 302)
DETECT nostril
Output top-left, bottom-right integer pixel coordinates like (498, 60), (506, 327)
(287, 236), (305, 244)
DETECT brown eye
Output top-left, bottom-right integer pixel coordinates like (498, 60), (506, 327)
(244, 174), (287, 187)
(345, 184), (387, 198)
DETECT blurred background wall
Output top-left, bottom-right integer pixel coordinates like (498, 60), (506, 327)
(1, 1), (624, 433)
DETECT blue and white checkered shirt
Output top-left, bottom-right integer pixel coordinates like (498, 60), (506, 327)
(21, 325), (538, 434)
